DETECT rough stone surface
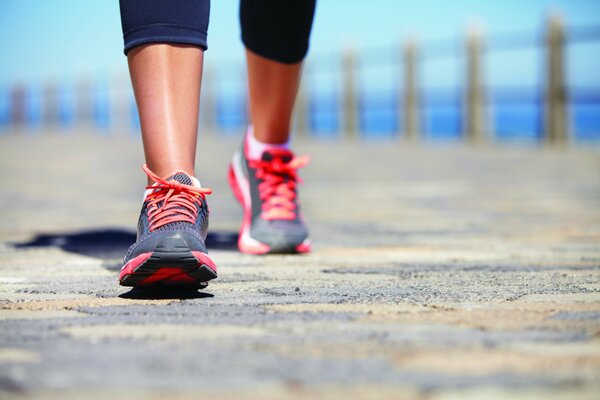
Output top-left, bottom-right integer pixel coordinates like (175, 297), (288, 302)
(0, 132), (599, 399)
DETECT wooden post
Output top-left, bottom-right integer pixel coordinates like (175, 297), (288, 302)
(465, 26), (486, 144)
(76, 78), (93, 126)
(43, 81), (59, 127)
(10, 85), (26, 127)
(200, 63), (217, 136)
(294, 65), (310, 138)
(403, 38), (420, 141)
(109, 72), (130, 135)
(342, 48), (358, 138)
(545, 15), (567, 146)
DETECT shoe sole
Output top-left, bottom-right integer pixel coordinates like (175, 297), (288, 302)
(119, 237), (217, 288)
(228, 152), (311, 255)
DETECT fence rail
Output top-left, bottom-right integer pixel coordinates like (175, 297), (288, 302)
(1, 15), (599, 146)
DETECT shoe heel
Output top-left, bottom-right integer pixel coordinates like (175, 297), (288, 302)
(228, 163), (245, 206)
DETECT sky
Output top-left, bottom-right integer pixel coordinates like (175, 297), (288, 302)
(0, 0), (599, 87)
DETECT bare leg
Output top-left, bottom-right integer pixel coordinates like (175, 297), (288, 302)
(128, 44), (203, 180)
(245, 49), (303, 144)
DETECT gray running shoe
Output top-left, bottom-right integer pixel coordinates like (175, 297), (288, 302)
(119, 164), (217, 288)
(228, 144), (311, 254)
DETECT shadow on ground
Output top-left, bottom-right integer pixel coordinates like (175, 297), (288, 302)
(119, 286), (215, 300)
(12, 228), (238, 270)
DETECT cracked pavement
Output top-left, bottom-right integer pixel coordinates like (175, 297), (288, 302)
(1, 132), (599, 399)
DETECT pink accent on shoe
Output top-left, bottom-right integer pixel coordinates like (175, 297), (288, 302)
(138, 268), (197, 286)
(228, 161), (272, 254)
(191, 251), (218, 274)
(295, 238), (312, 253)
(119, 252), (152, 281)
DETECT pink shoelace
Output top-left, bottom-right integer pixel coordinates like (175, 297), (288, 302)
(142, 164), (212, 231)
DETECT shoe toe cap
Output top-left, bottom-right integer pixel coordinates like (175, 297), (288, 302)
(125, 228), (208, 262)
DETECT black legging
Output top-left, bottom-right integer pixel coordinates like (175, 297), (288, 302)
(119, 0), (316, 64)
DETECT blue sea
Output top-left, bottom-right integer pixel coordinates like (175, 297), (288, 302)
(216, 89), (600, 144)
(2, 85), (599, 144)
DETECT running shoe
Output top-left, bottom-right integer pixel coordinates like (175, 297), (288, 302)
(119, 164), (217, 288)
(228, 142), (311, 254)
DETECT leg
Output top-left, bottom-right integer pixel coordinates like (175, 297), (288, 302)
(245, 50), (302, 144)
(120, 0), (210, 179)
(228, 0), (316, 254)
(241, 0), (316, 144)
(128, 44), (203, 179)
(118, 0), (218, 288)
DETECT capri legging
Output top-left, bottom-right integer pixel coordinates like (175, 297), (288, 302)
(119, 0), (316, 64)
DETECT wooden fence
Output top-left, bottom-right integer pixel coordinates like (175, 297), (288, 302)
(293, 15), (597, 146)
(2, 15), (599, 146)
(200, 15), (600, 146)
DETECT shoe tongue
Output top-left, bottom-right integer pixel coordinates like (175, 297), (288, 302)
(148, 171), (198, 231)
(166, 172), (193, 186)
(143, 171), (200, 205)
(262, 149), (293, 163)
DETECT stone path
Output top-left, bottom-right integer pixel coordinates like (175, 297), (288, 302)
(1, 131), (599, 399)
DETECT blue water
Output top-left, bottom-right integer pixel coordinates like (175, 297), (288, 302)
(574, 104), (600, 141)
(130, 99), (140, 132)
(217, 96), (247, 134)
(0, 87), (9, 128)
(351, 90), (599, 142)
(360, 92), (398, 139)
(4, 85), (599, 143)
(93, 81), (111, 131)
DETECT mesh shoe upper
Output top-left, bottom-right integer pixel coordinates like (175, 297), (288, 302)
(124, 165), (211, 263)
(244, 149), (310, 251)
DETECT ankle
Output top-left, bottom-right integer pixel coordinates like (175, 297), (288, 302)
(245, 126), (290, 159)
(144, 163), (195, 182)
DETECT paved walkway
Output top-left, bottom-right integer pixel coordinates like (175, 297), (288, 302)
(1, 131), (599, 399)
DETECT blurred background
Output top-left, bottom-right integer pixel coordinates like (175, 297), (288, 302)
(0, 0), (599, 145)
